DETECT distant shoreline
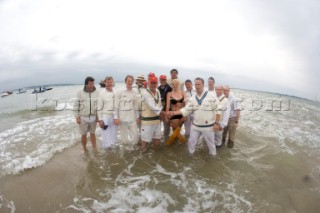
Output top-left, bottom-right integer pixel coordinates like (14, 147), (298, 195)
(3, 83), (319, 103)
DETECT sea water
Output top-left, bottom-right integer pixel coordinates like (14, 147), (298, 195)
(0, 85), (319, 212)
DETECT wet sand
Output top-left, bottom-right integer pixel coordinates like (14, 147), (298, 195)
(0, 144), (87, 213)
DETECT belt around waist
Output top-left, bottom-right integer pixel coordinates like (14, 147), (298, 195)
(141, 116), (160, 121)
(192, 122), (214, 128)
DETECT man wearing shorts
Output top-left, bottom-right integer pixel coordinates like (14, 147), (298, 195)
(140, 76), (163, 152)
(74, 76), (99, 153)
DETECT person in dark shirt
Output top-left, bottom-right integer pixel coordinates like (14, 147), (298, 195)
(158, 75), (172, 141)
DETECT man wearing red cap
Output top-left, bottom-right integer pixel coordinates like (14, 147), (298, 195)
(140, 76), (163, 152)
(148, 72), (155, 79)
(158, 75), (172, 141)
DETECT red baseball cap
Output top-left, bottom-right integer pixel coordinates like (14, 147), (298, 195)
(159, 75), (167, 80)
(148, 72), (155, 78)
(149, 76), (158, 83)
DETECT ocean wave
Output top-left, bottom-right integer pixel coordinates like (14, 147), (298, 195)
(238, 93), (320, 152)
(0, 115), (78, 176)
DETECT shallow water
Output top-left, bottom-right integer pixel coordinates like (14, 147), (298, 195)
(0, 85), (319, 212)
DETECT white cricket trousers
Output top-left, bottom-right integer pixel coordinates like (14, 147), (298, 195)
(188, 126), (216, 155)
(101, 116), (118, 149)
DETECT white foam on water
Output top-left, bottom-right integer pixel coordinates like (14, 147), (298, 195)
(102, 187), (174, 213)
(66, 204), (92, 213)
(7, 201), (16, 213)
(67, 162), (253, 212)
(55, 103), (74, 111)
(0, 194), (16, 213)
(0, 115), (78, 176)
(69, 186), (175, 213)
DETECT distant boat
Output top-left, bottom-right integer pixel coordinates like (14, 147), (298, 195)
(1, 91), (13, 97)
(16, 88), (27, 94)
(99, 80), (106, 88)
(31, 86), (53, 94)
(32, 89), (45, 94)
(42, 86), (53, 91)
(1, 92), (9, 97)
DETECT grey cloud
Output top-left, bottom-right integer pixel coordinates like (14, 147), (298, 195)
(1, 0), (319, 100)
(222, 0), (320, 99)
(0, 53), (310, 99)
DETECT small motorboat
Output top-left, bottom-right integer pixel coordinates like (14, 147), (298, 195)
(32, 90), (46, 94)
(31, 86), (53, 94)
(1, 92), (10, 97)
(16, 88), (27, 94)
(42, 86), (53, 91)
(32, 88), (46, 94)
(1, 91), (12, 97)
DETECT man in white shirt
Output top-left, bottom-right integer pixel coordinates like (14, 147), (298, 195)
(184, 79), (196, 138)
(114, 75), (140, 147)
(167, 77), (221, 155)
(134, 74), (146, 112)
(97, 76), (118, 149)
(214, 85), (230, 147)
(135, 74), (146, 92)
(140, 76), (163, 152)
(207, 77), (216, 96)
(222, 85), (241, 148)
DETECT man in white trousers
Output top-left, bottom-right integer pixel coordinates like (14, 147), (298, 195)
(97, 76), (118, 149)
(214, 85), (230, 147)
(184, 79), (196, 139)
(167, 77), (221, 156)
(114, 75), (140, 147)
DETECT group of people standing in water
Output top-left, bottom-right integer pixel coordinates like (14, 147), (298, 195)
(73, 69), (241, 156)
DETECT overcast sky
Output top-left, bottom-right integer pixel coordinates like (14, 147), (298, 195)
(0, 0), (319, 100)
